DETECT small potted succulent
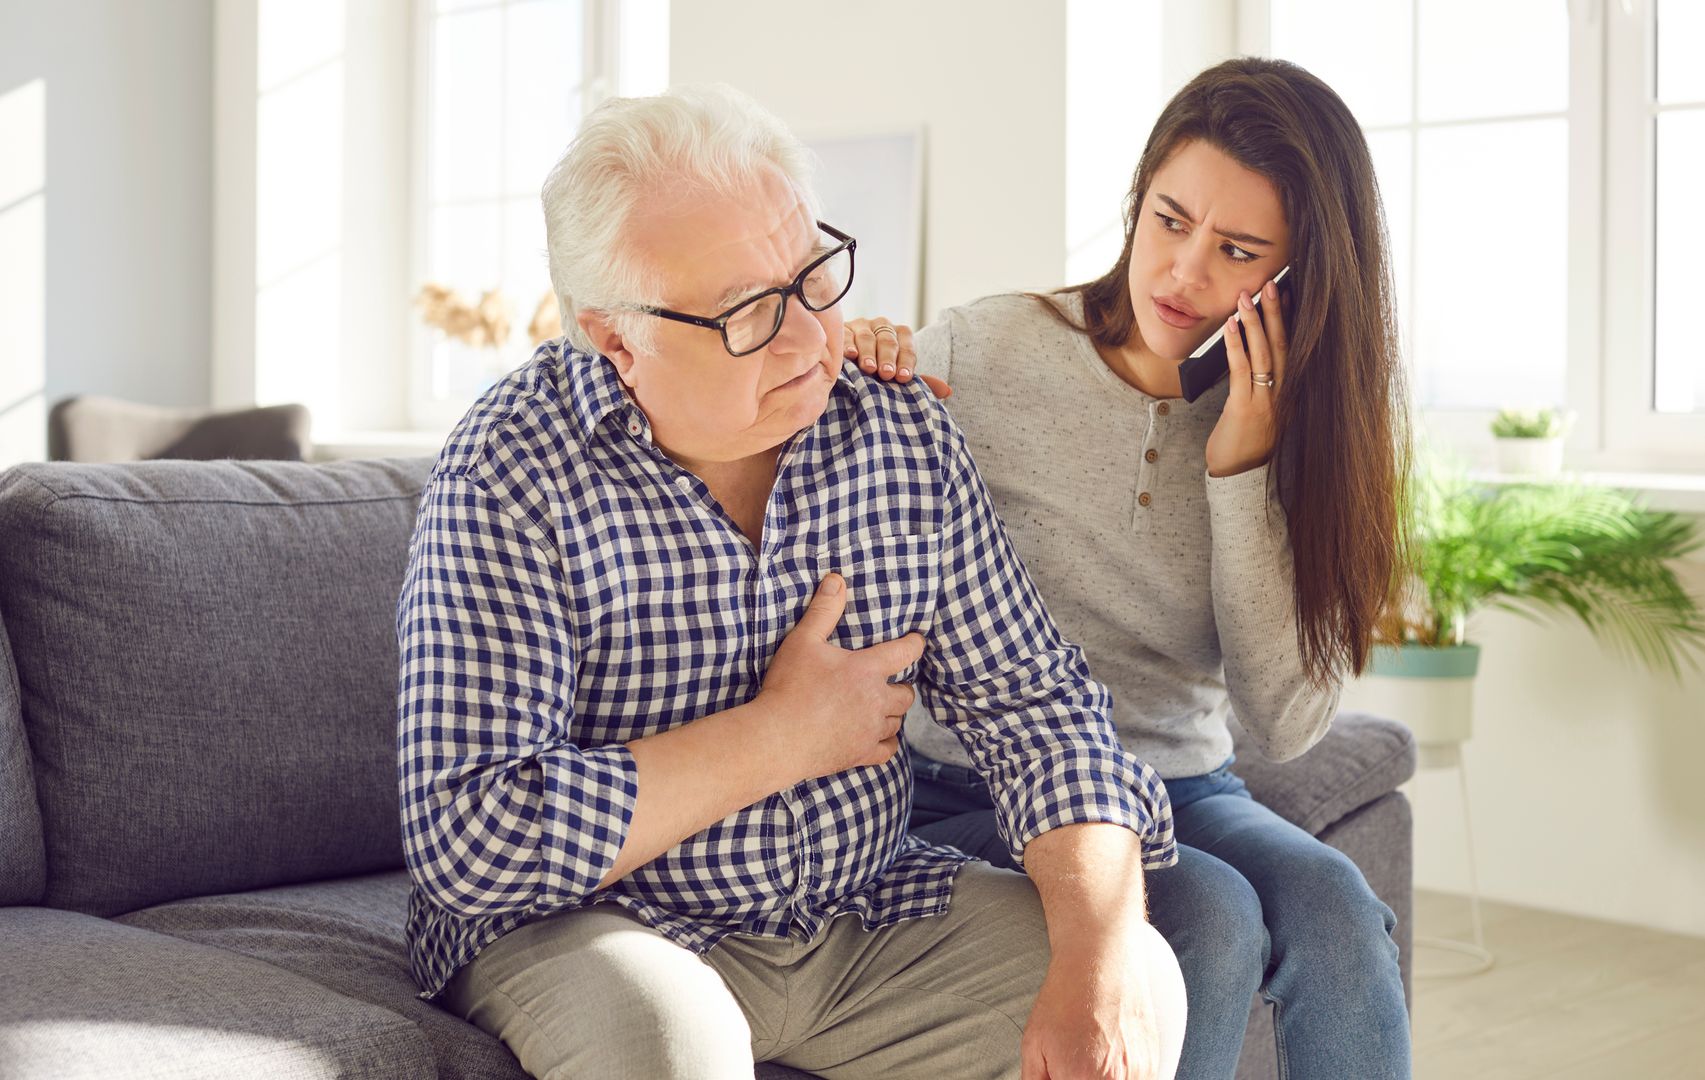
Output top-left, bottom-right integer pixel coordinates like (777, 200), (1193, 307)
(1490, 406), (1571, 476)
(1346, 466), (1705, 749)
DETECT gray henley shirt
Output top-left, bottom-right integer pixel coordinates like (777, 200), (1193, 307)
(902, 292), (1341, 779)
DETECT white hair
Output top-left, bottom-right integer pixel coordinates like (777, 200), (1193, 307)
(541, 84), (821, 355)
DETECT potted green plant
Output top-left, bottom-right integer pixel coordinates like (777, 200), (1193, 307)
(1345, 466), (1705, 748)
(1490, 406), (1571, 476)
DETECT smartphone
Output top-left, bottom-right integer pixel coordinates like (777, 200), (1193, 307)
(1176, 265), (1294, 403)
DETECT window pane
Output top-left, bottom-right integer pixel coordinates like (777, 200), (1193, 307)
(1655, 109), (1705, 413)
(618, 0), (671, 97)
(1412, 120), (1568, 410)
(1418, 0), (1569, 122)
(1658, 0), (1705, 105)
(1066, 0), (1160, 284)
(1269, 0), (1412, 129)
(257, 0), (344, 92)
(432, 9), (503, 202)
(430, 202), (503, 293)
(1366, 130), (1413, 345)
(505, 0), (584, 198)
(256, 62), (344, 287)
(502, 196), (553, 344)
(427, 202), (508, 402)
(256, 256), (342, 427)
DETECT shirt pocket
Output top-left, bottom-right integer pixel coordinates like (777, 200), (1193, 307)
(813, 532), (942, 669)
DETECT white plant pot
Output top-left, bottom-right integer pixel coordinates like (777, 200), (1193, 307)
(1494, 436), (1564, 476)
(1340, 643), (1480, 748)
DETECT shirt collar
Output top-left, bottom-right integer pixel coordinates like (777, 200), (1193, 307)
(556, 342), (642, 444)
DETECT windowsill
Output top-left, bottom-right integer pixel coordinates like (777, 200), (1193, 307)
(1467, 468), (1705, 515)
(309, 428), (450, 463)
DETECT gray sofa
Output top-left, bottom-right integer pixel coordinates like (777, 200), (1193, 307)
(0, 457), (1414, 1079)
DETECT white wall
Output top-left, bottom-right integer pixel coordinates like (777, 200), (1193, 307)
(670, 1), (1070, 321)
(0, 0), (214, 452)
(1395, 536), (1705, 939)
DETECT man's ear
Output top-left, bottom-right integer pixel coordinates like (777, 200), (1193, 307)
(578, 311), (639, 388)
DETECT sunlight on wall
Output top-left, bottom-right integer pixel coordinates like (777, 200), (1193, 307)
(1065, 0), (1161, 285)
(0, 77), (46, 466)
(253, 0), (346, 432)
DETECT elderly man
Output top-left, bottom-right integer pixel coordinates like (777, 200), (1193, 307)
(397, 85), (1186, 1080)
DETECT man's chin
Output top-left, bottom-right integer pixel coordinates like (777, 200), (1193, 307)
(748, 372), (830, 441)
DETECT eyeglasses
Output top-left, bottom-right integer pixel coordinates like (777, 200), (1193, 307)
(629, 221), (856, 357)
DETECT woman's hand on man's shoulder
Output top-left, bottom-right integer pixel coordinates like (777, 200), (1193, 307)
(843, 317), (951, 400)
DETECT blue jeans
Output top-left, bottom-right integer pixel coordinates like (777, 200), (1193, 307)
(911, 754), (1411, 1080)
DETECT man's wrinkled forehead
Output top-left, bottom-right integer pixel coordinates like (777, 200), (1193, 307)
(632, 164), (817, 309)
(704, 172), (820, 310)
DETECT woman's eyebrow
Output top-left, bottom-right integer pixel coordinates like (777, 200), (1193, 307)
(1156, 193), (1275, 247)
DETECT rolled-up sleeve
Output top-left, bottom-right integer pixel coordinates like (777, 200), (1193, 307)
(397, 472), (638, 919)
(916, 405), (1176, 870)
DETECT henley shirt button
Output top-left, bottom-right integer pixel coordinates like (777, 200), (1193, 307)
(626, 418), (643, 437)
(1156, 402), (1171, 416)
(1145, 448), (1159, 463)
(675, 476), (692, 490)
(1138, 491), (1153, 507)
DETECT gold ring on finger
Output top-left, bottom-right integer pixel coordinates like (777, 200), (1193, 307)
(1252, 372), (1276, 388)
(872, 325), (898, 339)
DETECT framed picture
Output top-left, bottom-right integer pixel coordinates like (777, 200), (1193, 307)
(801, 127), (925, 329)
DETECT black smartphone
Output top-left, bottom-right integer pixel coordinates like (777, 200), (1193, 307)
(1176, 265), (1294, 403)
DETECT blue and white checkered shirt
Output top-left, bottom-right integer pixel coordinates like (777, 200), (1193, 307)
(397, 341), (1176, 999)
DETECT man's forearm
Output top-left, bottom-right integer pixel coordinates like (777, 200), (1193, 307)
(598, 698), (794, 889)
(1022, 822), (1150, 956)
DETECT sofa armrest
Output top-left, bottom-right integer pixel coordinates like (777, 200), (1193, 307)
(1229, 711), (1417, 836)
(0, 907), (433, 1079)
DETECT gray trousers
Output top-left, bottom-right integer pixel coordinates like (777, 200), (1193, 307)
(443, 860), (1185, 1079)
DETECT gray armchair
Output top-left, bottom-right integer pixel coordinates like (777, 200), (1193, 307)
(47, 395), (312, 462)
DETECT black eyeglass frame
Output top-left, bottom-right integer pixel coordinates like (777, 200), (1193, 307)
(629, 221), (857, 357)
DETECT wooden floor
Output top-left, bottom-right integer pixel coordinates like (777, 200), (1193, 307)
(1412, 889), (1705, 1079)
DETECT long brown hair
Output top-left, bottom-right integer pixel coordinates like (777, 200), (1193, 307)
(1050, 56), (1410, 684)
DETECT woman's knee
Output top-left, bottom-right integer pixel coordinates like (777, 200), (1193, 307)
(1147, 852), (1267, 995)
(1270, 850), (1395, 963)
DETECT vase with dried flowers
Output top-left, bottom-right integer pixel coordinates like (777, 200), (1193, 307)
(413, 284), (565, 391)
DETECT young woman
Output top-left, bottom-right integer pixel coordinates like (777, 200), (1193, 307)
(846, 57), (1412, 1079)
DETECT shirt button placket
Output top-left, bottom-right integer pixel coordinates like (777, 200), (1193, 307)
(1136, 399), (1168, 521)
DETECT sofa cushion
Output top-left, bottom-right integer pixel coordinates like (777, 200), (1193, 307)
(118, 870), (824, 1080)
(0, 601), (46, 905)
(0, 906), (434, 1078)
(118, 870), (528, 1080)
(0, 458), (435, 916)
(1229, 711), (1417, 835)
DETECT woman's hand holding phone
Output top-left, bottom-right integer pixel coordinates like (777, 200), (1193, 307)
(842, 318), (952, 400)
(1204, 276), (1289, 478)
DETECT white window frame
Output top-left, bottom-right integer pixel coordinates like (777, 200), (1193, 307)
(405, 0), (622, 434)
(1602, 0), (1705, 468)
(1238, 0), (1703, 474)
